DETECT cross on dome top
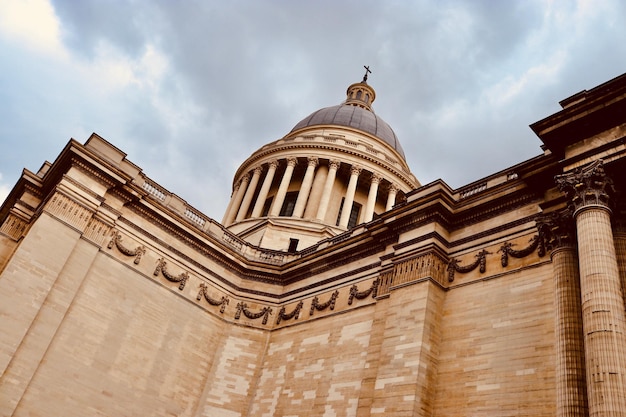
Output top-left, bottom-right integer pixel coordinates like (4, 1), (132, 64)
(362, 65), (372, 83)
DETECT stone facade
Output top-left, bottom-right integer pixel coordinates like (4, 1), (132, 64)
(1, 73), (626, 416)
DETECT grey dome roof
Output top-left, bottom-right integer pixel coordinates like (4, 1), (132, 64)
(290, 104), (406, 159)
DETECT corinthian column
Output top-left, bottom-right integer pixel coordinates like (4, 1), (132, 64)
(293, 157), (318, 218)
(538, 211), (588, 417)
(270, 157), (297, 217)
(316, 160), (340, 222)
(236, 166), (262, 221)
(364, 172), (382, 223)
(556, 160), (626, 416)
(339, 165), (362, 228)
(386, 183), (398, 211)
(252, 160), (278, 217)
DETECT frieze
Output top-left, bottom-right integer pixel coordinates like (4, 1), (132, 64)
(310, 290), (339, 316)
(391, 252), (448, 288)
(196, 283), (229, 313)
(235, 302), (273, 325)
(82, 217), (113, 246)
(0, 213), (28, 241)
(377, 270), (394, 296)
(276, 301), (303, 324)
(153, 257), (189, 290)
(348, 278), (380, 305)
(45, 192), (93, 232)
(107, 230), (146, 265)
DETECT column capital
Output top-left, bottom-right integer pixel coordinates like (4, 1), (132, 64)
(555, 159), (615, 213)
(240, 173), (251, 184)
(253, 166), (263, 175)
(267, 159), (279, 169)
(350, 165), (363, 177)
(307, 156), (319, 167)
(387, 183), (399, 194)
(536, 209), (576, 253)
(286, 157), (298, 167)
(370, 172), (382, 184)
(328, 160), (341, 170)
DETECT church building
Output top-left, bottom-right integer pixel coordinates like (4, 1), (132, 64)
(1, 71), (626, 416)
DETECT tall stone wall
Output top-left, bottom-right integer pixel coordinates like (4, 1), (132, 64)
(0, 237), (236, 416)
(434, 265), (556, 416)
(0, 196), (563, 417)
(250, 306), (376, 416)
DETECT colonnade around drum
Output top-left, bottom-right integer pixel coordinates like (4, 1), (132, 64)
(223, 156), (399, 230)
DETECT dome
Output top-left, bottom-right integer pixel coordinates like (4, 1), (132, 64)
(290, 104), (406, 159)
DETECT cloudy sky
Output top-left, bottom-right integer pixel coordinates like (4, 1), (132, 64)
(1, 0), (625, 220)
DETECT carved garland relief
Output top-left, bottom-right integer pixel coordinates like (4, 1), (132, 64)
(106, 229), (380, 327)
(107, 230), (146, 264)
(153, 258), (189, 290)
(105, 220), (557, 329)
(446, 227), (549, 282)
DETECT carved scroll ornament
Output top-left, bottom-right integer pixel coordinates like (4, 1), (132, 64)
(310, 290), (339, 316)
(276, 301), (303, 325)
(107, 231), (146, 264)
(196, 283), (229, 313)
(235, 302), (272, 325)
(348, 278), (380, 305)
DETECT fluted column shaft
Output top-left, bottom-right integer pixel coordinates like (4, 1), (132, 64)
(339, 165), (362, 228)
(224, 174), (249, 226)
(364, 173), (381, 223)
(613, 229), (626, 313)
(293, 157), (318, 218)
(557, 160), (626, 417)
(252, 160), (278, 217)
(386, 183), (398, 211)
(575, 206), (626, 416)
(316, 160), (340, 221)
(304, 164), (328, 219)
(270, 157), (297, 217)
(553, 245), (588, 417)
(236, 166), (262, 221)
(541, 212), (588, 417)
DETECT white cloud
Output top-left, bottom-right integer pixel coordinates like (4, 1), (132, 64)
(2, 0), (626, 219)
(0, 173), (11, 206)
(0, 0), (65, 56)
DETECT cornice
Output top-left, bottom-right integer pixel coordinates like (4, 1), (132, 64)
(70, 156), (117, 189)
